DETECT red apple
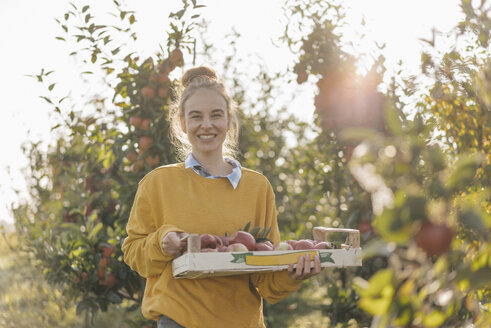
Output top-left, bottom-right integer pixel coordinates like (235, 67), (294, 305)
(274, 242), (294, 251)
(314, 241), (329, 250)
(254, 242), (273, 251)
(141, 118), (151, 131)
(226, 243), (248, 252)
(295, 239), (315, 250)
(139, 136), (153, 151)
(200, 234), (217, 249)
(229, 231), (256, 251)
(219, 235), (230, 246)
(141, 85), (156, 99)
(217, 245), (228, 252)
(415, 221), (453, 256)
(286, 240), (298, 249)
(129, 116), (142, 128)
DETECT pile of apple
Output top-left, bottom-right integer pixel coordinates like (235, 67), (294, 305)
(197, 231), (342, 253)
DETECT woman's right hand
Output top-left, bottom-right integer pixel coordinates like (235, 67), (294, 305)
(161, 231), (188, 257)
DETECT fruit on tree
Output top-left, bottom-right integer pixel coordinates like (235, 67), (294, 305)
(129, 116), (143, 128)
(229, 231), (256, 251)
(101, 244), (115, 258)
(125, 150), (138, 163)
(145, 155), (160, 166)
(415, 221), (453, 256)
(139, 136), (153, 150)
(141, 85), (156, 99)
(141, 118), (151, 131)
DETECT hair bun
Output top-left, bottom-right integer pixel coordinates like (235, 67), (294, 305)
(181, 66), (218, 87)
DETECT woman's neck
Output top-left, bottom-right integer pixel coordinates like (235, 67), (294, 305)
(192, 152), (232, 176)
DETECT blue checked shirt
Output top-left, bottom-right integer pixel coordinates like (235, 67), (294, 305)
(184, 153), (242, 189)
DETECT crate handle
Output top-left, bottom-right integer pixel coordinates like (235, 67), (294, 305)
(313, 227), (360, 248)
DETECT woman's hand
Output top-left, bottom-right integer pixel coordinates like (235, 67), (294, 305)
(287, 253), (324, 280)
(161, 231), (188, 257)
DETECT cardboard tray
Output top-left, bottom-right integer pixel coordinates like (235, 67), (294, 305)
(172, 227), (362, 279)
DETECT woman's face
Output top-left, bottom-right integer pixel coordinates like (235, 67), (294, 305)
(181, 88), (229, 159)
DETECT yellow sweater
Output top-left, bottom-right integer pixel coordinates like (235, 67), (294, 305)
(122, 163), (302, 328)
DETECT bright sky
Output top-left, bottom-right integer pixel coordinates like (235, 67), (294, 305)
(0, 0), (462, 225)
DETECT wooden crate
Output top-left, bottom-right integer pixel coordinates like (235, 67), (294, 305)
(172, 227), (362, 279)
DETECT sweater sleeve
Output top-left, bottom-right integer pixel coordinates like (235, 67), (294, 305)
(122, 179), (183, 278)
(249, 185), (303, 304)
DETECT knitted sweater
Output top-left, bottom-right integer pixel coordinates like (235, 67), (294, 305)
(122, 163), (302, 328)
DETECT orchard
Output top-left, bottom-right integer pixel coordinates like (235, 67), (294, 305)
(5, 0), (490, 327)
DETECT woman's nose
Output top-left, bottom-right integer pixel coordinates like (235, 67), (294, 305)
(201, 117), (212, 127)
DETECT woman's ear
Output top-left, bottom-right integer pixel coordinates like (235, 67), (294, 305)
(180, 116), (187, 134)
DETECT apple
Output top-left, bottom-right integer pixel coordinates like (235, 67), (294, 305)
(255, 242), (273, 251)
(129, 116), (142, 128)
(217, 245), (228, 252)
(139, 136), (153, 151)
(200, 233), (217, 249)
(141, 85), (156, 99)
(229, 231), (256, 251)
(141, 118), (151, 131)
(274, 242), (294, 251)
(101, 244), (115, 258)
(314, 241), (329, 250)
(125, 150), (138, 163)
(415, 221), (453, 256)
(145, 155), (160, 166)
(294, 239), (315, 250)
(226, 243), (248, 252)
(219, 235), (230, 246)
(286, 240), (298, 249)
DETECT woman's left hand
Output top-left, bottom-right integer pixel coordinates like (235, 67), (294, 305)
(287, 253), (324, 281)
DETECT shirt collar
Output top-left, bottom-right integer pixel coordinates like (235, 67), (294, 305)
(185, 153), (242, 189)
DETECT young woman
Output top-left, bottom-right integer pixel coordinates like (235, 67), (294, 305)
(122, 66), (323, 328)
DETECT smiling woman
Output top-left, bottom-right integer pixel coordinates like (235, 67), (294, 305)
(121, 66), (324, 327)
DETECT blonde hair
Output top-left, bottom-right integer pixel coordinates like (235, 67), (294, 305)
(169, 66), (240, 161)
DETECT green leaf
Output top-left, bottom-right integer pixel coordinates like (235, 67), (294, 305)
(48, 83), (55, 91)
(249, 226), (260, 238)
(242, 221), (251, 232)
(82, 5), (89, 13)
